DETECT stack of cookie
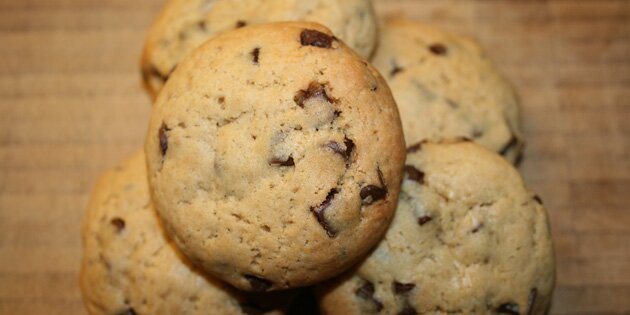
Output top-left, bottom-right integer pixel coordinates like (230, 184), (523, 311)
(80, 1), (555, 314)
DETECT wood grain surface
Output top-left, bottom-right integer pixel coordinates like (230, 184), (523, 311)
(0, 0), (628, 314)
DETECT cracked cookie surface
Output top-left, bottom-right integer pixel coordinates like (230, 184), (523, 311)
(317, 141), (555, 314)
(80, 151), (284, 315)
(142, 0), (377, 98)
(371, 18), (524, 163)
(144, 22), (406, 291)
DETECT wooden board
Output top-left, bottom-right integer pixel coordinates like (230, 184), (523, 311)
(0, 0), (628, 314)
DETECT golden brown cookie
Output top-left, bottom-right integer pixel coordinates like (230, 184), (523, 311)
(317, 140), (555, 314)
(142, 0), (377, 98)
(372, 18), (524, 163)
(145, 22), (405, 292)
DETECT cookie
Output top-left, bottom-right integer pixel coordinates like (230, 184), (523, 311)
(371, 18), (524, 163)
(141, 0), (377, 98)
(80, 151), (284, 315)
(317, 140), (555, 314)
(145, 22), (406, 291)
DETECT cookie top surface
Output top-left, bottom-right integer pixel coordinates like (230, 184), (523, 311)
(318, 141), (555, 315)
(80, 151), (283, 315)
(144, 22), (406, 291)
(372, 18), (524, 163)
(142, 0), (377, 98)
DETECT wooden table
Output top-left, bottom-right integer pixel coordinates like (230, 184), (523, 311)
(0, 0), (628, 314)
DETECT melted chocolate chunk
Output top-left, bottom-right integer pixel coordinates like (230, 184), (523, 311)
(417, 216), (432, 226)
(471, 223), (484, 233)
(236, 20), (247, 28)
(250, 47), (260, 64)
(390, 65), (404, 77)
(446, 99), (459, 109)
(244, 275), (272, 292)
(533, 195), (543, 205)
(270, 156), (295, 167)
(310, 189), (338, 238)
(300, 29), (333, 48)
(472, 128), (484, 138)
(526, 288), (538, 315)
(117, 308), (136, 315)
(158, 123), (170, 156)
(355, 281), (383, 312)
(500, 136), (518, 156)
(325, 137), (355, 161)
(406, 142), (424, 153)
(360, 185), (387, 206)
(398, 303), (417, 315)
(392, 282), (415, 294)
(429, 43), (448, 56)
(110, 217), (125, 232)
(404, 165), (425, 184)
(294, 82), (335, 107)
(377, 167), (386, 187)
(361, 168), (388, 206)
(497, 303), (520, 315)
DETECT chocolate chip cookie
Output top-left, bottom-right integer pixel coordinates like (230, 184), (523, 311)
(142, 0), (377, 98)
(80, 151), (283, 315)
(144, 22), (406, 291)
(372, 18), (524, 163)
(317, 140), (555, 314)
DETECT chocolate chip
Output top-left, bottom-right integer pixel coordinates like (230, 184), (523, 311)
(294, 82), (336, 107)
(310, 188), (338, 238)
(533, 195), (543, 205)
(360, 185), (387, 206)
(390, 65), (404, 77)
(472, 128), (484, 138)
(417, 216), (432, 226)
(370, 84), (378, 92)
(404, 165), (425, 184)
(406, 142), (424, 153)
(377, 167), (386, 187)
(110, 217), (125, 232)
(158, 123), (170, 156)
(361, 168), (388, 206)
(325, 137), (354, 161)
(471, 223), (484, 233)
(398, 304), (417, 315)
(497, 303), (520, 314)
(392, 282), (415, 294)
(356, 281), (375, 298)
(270, 156), (295, 167)
(117, 308), (136, 315)
(526, 288), (538, 315)
(446, 99), (459, 109)
(429, 43), (448, 56)
(218, 96), (225, 104)
(197, 20), (207, 31)
(355, 281), (383, 312)
(244, 275), (272, 292)
(300, 29), (333, 48)
(250, 47), (260, 64)
(499, 136), (518, 156)
(236, 20), (247, 28)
